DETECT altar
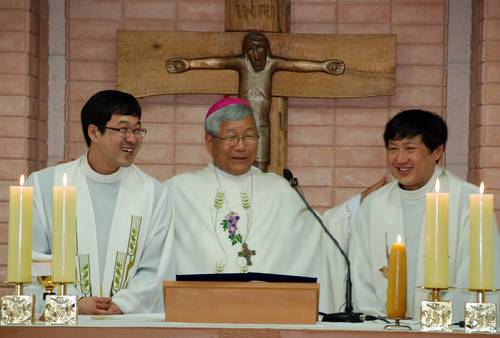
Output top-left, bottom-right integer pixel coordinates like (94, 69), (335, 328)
(0, 314), (473, 338)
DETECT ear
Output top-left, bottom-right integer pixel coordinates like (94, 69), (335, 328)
(205, 133), (214, 157)
(87, 124), (101, 143)
(431, 144), (445, 162)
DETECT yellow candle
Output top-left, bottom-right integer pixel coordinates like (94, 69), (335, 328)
(387, 235), (407, 319)
(469, 182), (494, 290)
(52, 173), (77, 283)
(424, 178), (449, 289)
(7, 175), (33, 283)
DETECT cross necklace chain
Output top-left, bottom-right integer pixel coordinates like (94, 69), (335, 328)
(213, 165), (256, 273)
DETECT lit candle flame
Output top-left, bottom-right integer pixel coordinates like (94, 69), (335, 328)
(479, 182), (484, 194)
(434, 178), (440, 193)
(397, 234), (402, 244)
(19, 174), (25, 186)
(62, 173), (67, 186)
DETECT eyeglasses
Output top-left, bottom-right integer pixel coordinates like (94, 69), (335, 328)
(100, 126), (147, 138)
(210, 133), (259, 145)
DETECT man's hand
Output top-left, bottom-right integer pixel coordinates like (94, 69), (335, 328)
(360, 176), (387, 202)
(106, 302), (123, 315)
(78, 297), (113, 315)
(166, 58), (189, 73)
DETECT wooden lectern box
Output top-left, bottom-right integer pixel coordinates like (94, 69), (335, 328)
(163, 281), (319, 324)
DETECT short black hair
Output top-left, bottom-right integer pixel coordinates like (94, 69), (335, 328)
(383, 109), (447, 152)
(80, 90), (141, 146)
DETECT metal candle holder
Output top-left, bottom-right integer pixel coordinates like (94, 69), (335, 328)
(44, 282), (78, 325)
(420, 288), (452, 332)
(0, 282), (35, 325)
(384, 318), (412, 330)
(465, 289), (497, 333)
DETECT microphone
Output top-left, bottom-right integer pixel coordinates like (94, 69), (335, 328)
(283, 168), (363, 323)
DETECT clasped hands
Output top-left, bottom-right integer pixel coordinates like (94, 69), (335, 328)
(78, 296), (123, 315)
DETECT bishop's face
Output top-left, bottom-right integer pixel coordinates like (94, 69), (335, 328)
(245, 40), (268, 72)
(205, 116), (258, 176)
(386, 135), (444, 190)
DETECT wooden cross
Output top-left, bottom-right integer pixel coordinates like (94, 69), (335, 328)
(116, 0), (395, 175)
(238, 243), (256, 266)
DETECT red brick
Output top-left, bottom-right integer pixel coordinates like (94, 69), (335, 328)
(287, 146), (333, 166)
(480, 126), (500, 146)
(478, 147), (500, 167)
(135, 144), (174, 164)
(137, 164), (174, 181)
(0, 95), (29, 116)
(481, 84), (500, 104)
(285, 166), (333, 187)
(69, 0), (122, 20)
(391, 86), (444, 107)
(68, 121), (83, 142)
(396, 44), (444, 66)
(175, 124), (205, 144)
(145, 123), (175, 144)
(336, 126), (384, 146)
(479, 169), (500, 189)
(0, 159), (30, 180)
(174, 94), (220, 105)
(69, 61), (115, 82)
(482, 41), (500, 62)
(122, 19), (175, 31)
(174, 144), (211, 164)
(0, 9), (26, 31)
(290, 22), (336, 34)
(173, 164), (206, 176)
(479, 105), (500, 125)
(335, 146), (386, 167)
(485, 0), (500, 18)
(175, 104), (209, 123)
(0, 203), (7, 223)
(69, 40), (116, 61)
(28, 11), (40, 35)
(0, 0), (27, 9)
(392, 24), (445, 44)
(484, 19), (500, 40)
(67, 81), (115, 102)
(139, 95), (175, 105)
(336, 108), (389, 126)
(483, 62), (500, 82)
(397, 65), (445, 86)
(335, 167), (388, 187)
(301, 186), (332, 208)
(0, 245), (6, 262)
(338, 3), (390, 23)
(124, 1), (175, 20)
(0, 74), (28, 95)
(392, 2), (445, 24)
(333, 187), (361, 206)
(177, 1), (224, 21)
(0, 117), (29, 137)
(140, 103), (175, 123)
(69, 20), (121, 40)
(175, 20), (225, 32)
(0, 138), (30, 159)
(291, 4), (336, 22)
(66, 142), (87, 160)
(336, 96), (389, 108)
(337, 23), (390, 34)
(288, 106), (335, 126)
(288, 126), (334, 146)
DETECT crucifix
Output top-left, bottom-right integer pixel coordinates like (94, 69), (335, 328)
(116, 0), (395, 175)
(238, 243), (256, 266)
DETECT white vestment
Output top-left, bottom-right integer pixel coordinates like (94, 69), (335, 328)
(349, 166), (500, 320)
(164, 164), (355, 313)
(28, 155), (175, 313)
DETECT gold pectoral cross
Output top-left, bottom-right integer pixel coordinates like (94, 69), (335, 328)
(238, 243), (256, 266)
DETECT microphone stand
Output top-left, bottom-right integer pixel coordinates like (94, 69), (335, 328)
(283, 169), (363, 322)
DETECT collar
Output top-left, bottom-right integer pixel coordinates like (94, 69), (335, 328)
(397, 166), (443, 200)
(81, 153), (125, 184)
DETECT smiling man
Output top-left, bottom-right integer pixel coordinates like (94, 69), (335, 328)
(349, 109), (500, 319)
(164, 97), (361, 313)
(28, 90), (174, 315)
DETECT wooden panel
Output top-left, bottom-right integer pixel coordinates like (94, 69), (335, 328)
(117, 31), (395, 99)
(163, 281), (319, 324)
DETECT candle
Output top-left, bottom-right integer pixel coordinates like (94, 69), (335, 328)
(469, 182), (494, 290)
(7, 175), (33, 283)
(424, 178), (449, 289)
(387, 234), (407, 319)
(52, 173), (77, 283)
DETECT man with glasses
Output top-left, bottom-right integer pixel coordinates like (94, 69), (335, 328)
(163, 97), (364, 314)
(28, 90), (174, 315)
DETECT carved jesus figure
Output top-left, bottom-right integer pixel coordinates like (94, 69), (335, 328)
(166, 32), (345, 171)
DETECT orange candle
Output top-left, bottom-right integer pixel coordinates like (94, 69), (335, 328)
(387, 234), (407, 319)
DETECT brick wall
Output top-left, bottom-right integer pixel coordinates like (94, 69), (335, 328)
(64, 0), (448, 211)
(0, 0), (49, 295)
(470, 0), (500, 221)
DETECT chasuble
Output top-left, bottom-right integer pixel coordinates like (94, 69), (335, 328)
(349, 166), (500, 319)
(164, 163), (356, 313)
(28, 155), (174, 313)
